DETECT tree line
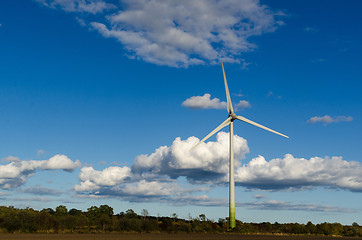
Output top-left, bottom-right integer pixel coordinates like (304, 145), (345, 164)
(0, 205), (361, 237)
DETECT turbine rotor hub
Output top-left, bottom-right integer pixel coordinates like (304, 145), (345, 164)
(230, 112), (237, 120)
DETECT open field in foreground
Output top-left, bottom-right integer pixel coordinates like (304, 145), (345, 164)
(0, 234), (361, 240)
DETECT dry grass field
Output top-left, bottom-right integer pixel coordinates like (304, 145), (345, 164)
(0, 234), (361, 240)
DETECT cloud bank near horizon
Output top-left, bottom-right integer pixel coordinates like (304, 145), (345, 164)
(2, 134), (361, 211)
(72, 132), (362, 205)
(36, 0), (285, 67)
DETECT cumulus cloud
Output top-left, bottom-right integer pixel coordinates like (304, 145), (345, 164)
(0, 155), (81, 189)
(182, 94), (251, 111)
(132, 132), (249, 182)
(307, 115), (353, 125)
(73, 161), (357, 212)
(36, 0), (116, 14)
(74, 165), (131, 192)
(182, 94), (227, 109)
(235, 154), (362, 192)
(42, 154), (81, 171)
(74, 131), (362, 205)
(74, 132), (249, 204)
(121, 180), (176, 197)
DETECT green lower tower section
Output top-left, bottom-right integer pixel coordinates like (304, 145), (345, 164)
(230, 203), (235, 228)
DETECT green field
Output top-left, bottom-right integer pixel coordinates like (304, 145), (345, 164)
(1, 234), (362, 240)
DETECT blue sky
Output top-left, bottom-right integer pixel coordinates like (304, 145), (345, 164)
(0, 0), (361, 225)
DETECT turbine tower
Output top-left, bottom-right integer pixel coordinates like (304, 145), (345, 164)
(191, 61), (288, 229)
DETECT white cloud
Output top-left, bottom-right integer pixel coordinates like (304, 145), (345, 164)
(307, 115), (353, 125)
(87, 133), (362, 193)
(42, 154), (81, 171)
(182, 94), (251, 111)
(235, 154), (362, 192)
(182, 93), (227, 109)
(74, 166), (215, 204)
(75, 150), (362, 203)
(71, 133), (362, 205)
(89, 0), (284, 67)
(74, 166), (131, 191)
(235, 100), (251, 110)
(74, 132), (248, 203)
(121, 180), (178, 197)
(36, 0), (284, 67)
(132, 132), (249, 183)
(0, 155), (81, 189)
(36, 0), (116, 14)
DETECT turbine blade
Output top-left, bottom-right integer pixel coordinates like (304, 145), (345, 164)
(221, 61), (234, 114)
(236, 115), (289, 138)
(191, 117), (232, 150)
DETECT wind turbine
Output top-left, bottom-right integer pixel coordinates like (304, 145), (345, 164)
(191, 61), (288, 229)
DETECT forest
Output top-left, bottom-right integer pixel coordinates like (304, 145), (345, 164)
(0, 205), (361, 237)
